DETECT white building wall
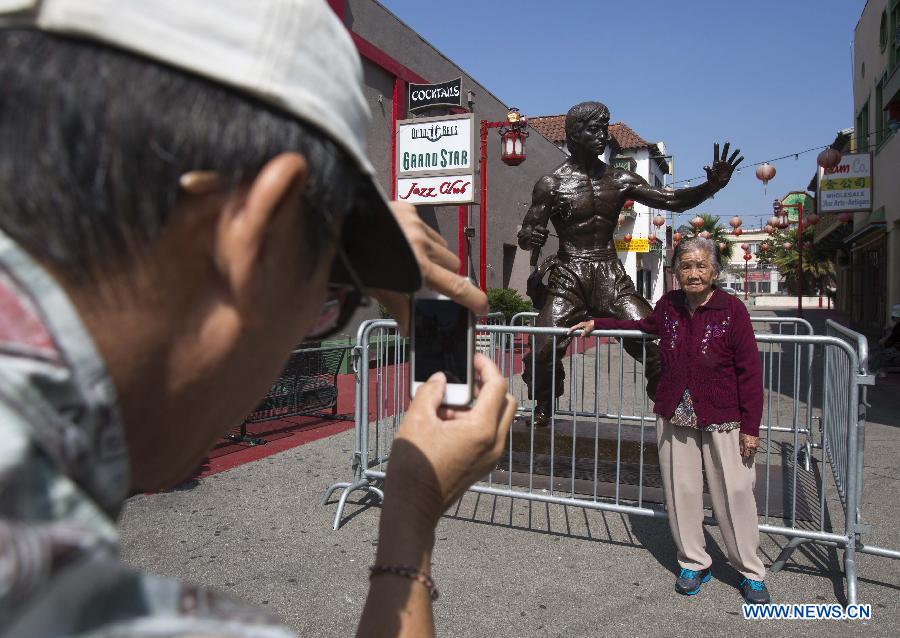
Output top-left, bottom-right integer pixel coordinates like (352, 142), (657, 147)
(615, 148), (668, 304)
(719, 229), (783, 294)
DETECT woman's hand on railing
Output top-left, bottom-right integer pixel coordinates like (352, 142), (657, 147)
(567, 320), (596, 339)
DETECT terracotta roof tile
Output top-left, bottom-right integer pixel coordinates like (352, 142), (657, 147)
(528, 115), (653, 151)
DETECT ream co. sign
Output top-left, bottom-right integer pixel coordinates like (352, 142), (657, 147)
(816, 152), (873, 214)
(396, 113), (475, 205)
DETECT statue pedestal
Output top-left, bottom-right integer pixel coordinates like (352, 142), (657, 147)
(492, 415), (664, 504)
(490, 415), (815, 520)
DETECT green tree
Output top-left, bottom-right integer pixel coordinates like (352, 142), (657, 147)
(676, 213), (734, 261)
(486, 288), (534, 321)
(756, 227), (834, 295)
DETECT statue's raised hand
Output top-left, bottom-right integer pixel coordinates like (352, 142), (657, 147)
(703, 142), (743, 189)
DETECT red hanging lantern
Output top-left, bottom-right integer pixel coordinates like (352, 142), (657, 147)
(500, 127), (527, 166)
(690, 215), (704, 230)
(783, 241), (793, 250)
(699, 230), (712, 240)
(673, 231), (683, 242)
(743, 252), (752, 261)
(764, 224), (775, 235)
(816, 147), (842, 170)
(649, 235), (658, 244)
(729, 215), (743, 229)
(653, 214), (666, 228)
(759, 242), (769, 252)
(838, 212), (853, 223)
(777, 215), (790, 229)
(740, 243), (749, 251)
(623, 233), (633, 243)
(733, 227), (743, 236)
(767, 216), (780, 227)
(718, 241), (727, 251)
(623, 199), (635, 211)
(806, 213), (820, 226)
(756, 163), (776, 193)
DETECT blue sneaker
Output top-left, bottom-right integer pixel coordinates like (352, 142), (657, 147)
(675, 567), (711, 595)
(739, 578), (771, 604)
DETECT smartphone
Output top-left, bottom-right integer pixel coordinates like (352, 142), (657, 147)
(410, 292), (475, 406)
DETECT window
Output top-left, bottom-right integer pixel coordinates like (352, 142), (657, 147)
(876, 80), (884, 146)
(857, 100), (870, 151)
(636, 269), (652, 300)
(893, 0), (900, 69)
(881, 10), (888, 52)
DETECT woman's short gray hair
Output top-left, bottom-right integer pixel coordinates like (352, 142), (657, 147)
(671, 235), (722, 276)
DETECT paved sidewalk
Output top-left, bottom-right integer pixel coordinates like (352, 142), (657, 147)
(120, 309), (900, 637)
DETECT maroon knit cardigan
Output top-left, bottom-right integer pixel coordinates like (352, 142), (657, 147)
(593, 287), (763, 437)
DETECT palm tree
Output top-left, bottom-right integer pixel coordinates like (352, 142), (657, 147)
(676, 213), (734, 262)
(756, 227), (834, 295)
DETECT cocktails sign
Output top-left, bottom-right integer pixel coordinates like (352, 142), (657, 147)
(407, 77), (462, 112)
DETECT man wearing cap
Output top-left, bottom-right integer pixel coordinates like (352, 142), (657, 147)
(0, 1), (512, 636)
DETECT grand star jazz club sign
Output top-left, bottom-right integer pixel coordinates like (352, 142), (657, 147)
(395, 112), (476, 206)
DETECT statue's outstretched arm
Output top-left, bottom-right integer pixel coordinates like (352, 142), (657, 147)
(624, 142), (743, 213)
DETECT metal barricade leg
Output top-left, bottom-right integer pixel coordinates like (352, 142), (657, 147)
(328, 479), (384, 531)
(845, 540), (858, 606)
(769, 536), (809, 573)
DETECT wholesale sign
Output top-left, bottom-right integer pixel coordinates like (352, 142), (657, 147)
(396, 113), (476, 205)
(408, 78), (462, 112)
(816, 152), (873, 214)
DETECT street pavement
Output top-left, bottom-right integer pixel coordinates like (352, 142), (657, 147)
(119, 309), (900, 637)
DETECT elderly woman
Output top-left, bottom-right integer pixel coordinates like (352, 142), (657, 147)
(570, 235), (770, 604)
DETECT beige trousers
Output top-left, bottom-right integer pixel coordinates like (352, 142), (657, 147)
(656, 417), (766, 581)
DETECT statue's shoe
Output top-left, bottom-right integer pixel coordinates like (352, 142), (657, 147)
(531, 407), (552, 428)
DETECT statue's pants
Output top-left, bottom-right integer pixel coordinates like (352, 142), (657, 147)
(522, 252), (661, 412)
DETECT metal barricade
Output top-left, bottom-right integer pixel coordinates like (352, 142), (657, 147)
(769, 318), (899, 606)
(476, 312), (506, 364)
(323, 318), (898, 605)
(322, 320), (405, 526)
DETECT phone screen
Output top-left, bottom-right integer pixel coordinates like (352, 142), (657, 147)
(413, 298), (470, 384)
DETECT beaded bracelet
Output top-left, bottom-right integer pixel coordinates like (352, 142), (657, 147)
(369, 565), (439, 601)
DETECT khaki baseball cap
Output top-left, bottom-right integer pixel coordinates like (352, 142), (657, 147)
(0, 0), (421, 292)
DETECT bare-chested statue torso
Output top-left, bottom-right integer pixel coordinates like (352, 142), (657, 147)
(518, 101), (742, 426)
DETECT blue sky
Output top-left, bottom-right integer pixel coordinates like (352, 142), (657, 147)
(381, 0), (867, 229)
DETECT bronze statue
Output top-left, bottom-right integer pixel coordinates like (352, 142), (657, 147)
(518, 101), (742, 426)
